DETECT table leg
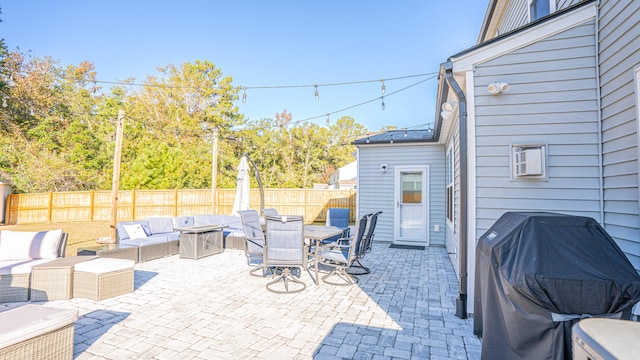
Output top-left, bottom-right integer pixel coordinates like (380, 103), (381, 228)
(315, 239), (322, 285)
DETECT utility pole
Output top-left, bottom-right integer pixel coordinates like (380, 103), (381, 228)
(211, 127), (219, 214)
(110, 109), (125, 242)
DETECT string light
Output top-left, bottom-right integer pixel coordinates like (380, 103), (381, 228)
(326, 114), (330, 126)
(381, 97), (385, 110)
(404, 128), (408, 137)
(242, 87), (247, 103)
(390, 134), (393, 144)
(381, 79), (386, 94)
(314, 85), (319, 101)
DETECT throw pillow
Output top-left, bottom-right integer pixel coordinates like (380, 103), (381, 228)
(0, 230), (37, 261)
(30, 229), (63, 259)
(123, 224), (148, 239)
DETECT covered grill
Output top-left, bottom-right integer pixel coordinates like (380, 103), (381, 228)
(474, 212), (640, 360)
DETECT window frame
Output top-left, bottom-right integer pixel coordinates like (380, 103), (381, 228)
(529, 0), (556, 22)
(446, 144), (455, 225)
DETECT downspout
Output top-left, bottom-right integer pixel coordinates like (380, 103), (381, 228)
(442, 61), (469, 319)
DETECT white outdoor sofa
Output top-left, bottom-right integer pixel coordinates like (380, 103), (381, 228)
(0, 229), (68, 303)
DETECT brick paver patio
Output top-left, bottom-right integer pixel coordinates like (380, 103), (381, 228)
(1, 243), (480, 359)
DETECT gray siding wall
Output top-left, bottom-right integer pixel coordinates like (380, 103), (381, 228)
(497, 0), (587, 37)
(472, 20), (601, 238)
(498, 0), (529, 36)
(599, 0), (640, 270)
(357, 144), (445, 245)
(445, 122), (462, 274)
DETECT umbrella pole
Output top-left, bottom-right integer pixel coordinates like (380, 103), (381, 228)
(243, 154), (264, 211)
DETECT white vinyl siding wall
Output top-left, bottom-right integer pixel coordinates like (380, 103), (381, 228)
(598, 0), (640, 270)
(472, 20), (601, 237)
(357, 144), (445, 245)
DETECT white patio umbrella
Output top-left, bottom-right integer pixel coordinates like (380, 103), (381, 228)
(232, 156), (251, 216)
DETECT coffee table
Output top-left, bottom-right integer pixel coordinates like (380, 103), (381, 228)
(175, 224), (228, 259)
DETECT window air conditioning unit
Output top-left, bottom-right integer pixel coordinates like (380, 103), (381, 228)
(514, 146), (543, 176)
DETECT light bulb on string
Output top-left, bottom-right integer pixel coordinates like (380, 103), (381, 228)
(326, 114), (330, 126)
(381, 80), (386, 94)
(314, 85), (319, 101)
(242, 87), (247, 103)
(404, 128), (408, 137)
(390, 134), (393, 144)
(381, 97), (385, 110)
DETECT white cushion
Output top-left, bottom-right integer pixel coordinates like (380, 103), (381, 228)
(0, 230), (35, 261)
(0, 259), (54, 275)
(123, 224), (148, 239)
(74, 258), (134, 274)
(0, 304), (78, 349)
(0, 230), (63, 261)
(30, 229), (63, 259)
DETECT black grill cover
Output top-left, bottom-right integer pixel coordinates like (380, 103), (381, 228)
(474, 212), (640, 360)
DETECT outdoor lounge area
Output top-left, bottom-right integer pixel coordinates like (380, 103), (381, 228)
(0, 243), (479, 359)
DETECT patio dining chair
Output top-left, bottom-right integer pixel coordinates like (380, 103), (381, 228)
(347, 211), (382, 275)
(261, 208), (279, 217)
(318, 214), (368, 286)
(238, 210), (266, 277)
(264, 215), (308, 293)
(323, 208), (351, 244)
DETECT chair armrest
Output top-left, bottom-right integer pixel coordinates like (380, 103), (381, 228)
(322, 242), (350, 252)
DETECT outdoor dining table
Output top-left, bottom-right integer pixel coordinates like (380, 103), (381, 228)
(303, 224), (348, 285)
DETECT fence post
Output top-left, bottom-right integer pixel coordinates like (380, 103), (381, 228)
(89, 190), (95, 222)
(174, 189), (178, 216)
(131, 189), (136, 220)
(47, 192), (53, 223)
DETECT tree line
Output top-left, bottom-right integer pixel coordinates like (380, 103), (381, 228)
(0, 44), (375, 193)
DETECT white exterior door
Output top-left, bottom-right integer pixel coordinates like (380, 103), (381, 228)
(394, 166), (429, 245)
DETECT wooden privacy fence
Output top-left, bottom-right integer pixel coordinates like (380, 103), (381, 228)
(4, 188), (356, 225)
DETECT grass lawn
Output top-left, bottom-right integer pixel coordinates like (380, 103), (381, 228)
(0, 222), (111, 255)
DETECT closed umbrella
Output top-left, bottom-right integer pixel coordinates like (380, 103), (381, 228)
(232, 156), (251, 216)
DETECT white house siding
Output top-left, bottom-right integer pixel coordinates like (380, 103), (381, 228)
(598, 0), (640, 270)
(357, 144), (446, 246)
(472, 20), (601, 237)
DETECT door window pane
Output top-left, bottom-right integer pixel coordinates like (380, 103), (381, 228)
(402, 172), (422, 204)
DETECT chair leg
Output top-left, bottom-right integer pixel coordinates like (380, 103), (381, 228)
(249, 265), (265, 277)
(322, 267), (359, 286)
(266, 267), (306, 294)
(346, 259), (370, 275)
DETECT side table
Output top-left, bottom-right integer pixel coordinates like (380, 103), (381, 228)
(77, 243), (139, 263)
(175, 224), (228, 259)
(30, 256), (97, 301)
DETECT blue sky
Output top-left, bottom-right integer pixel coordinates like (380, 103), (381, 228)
(2, 1), (488, 132)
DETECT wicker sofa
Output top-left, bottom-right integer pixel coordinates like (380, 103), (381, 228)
(0, 304), (78, 359)
(114, 214), (246, 263)
(0, 229), (68, 303)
